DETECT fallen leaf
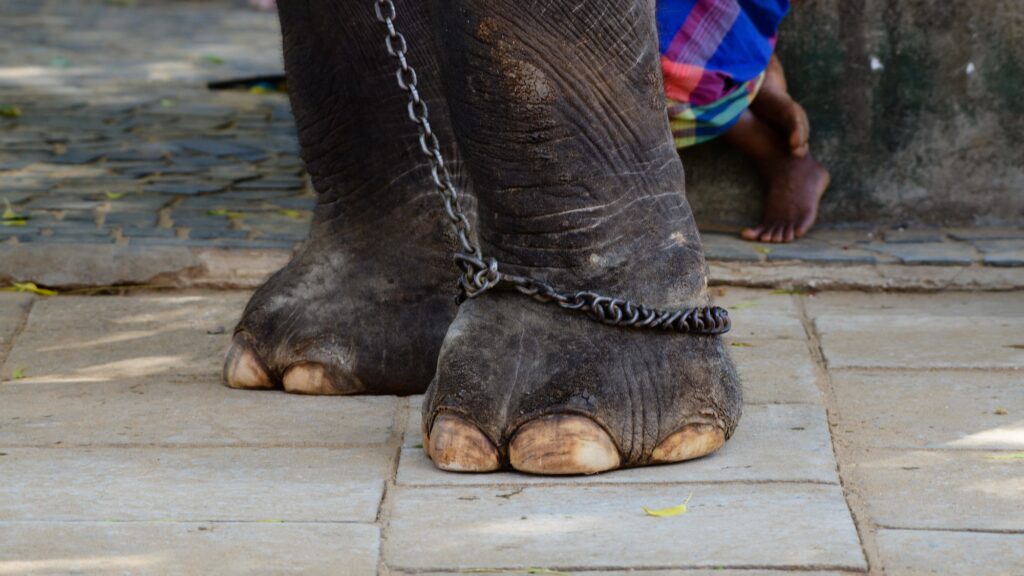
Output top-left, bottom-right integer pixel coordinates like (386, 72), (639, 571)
(989, 453), (1024, 461)
(0, 282), (58, 296)
(730, 342), (754, 348)
(0, 105), (21, 118)
(994, 408), (1008, 416)
(769, 288), (810, 296)
(11, 368), (25, 380)
(413, 443), (423, 449)
(643, 492), (693, 517)
(159, 98), (176, 108)
(3, 198), (28, 223)
(104, 191), (126, 200)
(754, 246), (772, 255)
(208, 209), (245, 220)
(201, 54), (225, 65)
(278, 209), (304, 219)
(249, 85), (273, 95)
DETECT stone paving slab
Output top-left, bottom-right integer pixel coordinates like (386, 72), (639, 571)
(864, 242), (977, 266)
(0, 522), (380, 576)
(876, 529), (1024, 576)
(1, 294), (246, 384)
(0, 447), (391, 523)
(806, 291), (1024, 317)
(831, 370), (1023, 451)
(807, 292), (1024, 370)
(407, 572), (852, 576)
(715, 288), (807, 340)
(844, 448), (1024, 531)
(728, 338), (822, 404)
(0, 381), (398, 447)
(398, 404), (838, 485)
(384, 483), (866, 571)
(814, 314), (1024, 369)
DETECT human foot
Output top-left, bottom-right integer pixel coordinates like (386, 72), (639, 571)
(224, 0), (465, 395)
(740, 153), (830, 243)
(420, 0), (742, 474)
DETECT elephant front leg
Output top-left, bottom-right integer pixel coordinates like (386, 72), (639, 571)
(223, 0), (469, 396)
(420, 0), (742, 474)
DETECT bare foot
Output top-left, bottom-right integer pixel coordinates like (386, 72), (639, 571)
(740, 153), (830, 243)
(723, 108), (830, 244)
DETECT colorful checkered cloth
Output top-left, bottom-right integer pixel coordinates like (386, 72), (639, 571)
(657, 0), (790, 148)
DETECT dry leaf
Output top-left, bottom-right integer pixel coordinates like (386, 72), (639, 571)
(0, 282), (58, 296)
(643, 492), (693, 517)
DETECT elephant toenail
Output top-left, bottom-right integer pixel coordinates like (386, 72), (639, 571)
(427, 415), (500, 473)
(282, 362), (350, 395)
(223, 341), (274, 390)
(509, 415), (621, 475)
(650, 423), (725, 464)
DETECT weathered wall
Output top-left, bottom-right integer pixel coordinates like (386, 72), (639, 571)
(683, 0), (1024, 228)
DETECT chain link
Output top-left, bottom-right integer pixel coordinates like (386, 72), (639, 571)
(372, 0), (730, 335)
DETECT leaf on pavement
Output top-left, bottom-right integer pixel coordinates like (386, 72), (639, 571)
(643, 492), (693, 517)
(0, 282), (59, 296)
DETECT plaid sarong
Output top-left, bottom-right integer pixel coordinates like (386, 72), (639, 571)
(657, 0), (790, 148)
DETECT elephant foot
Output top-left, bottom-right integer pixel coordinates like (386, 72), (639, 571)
(418, 0), (743, 474)
(223, 211), (458, 396)
(225, 0), (464, 395)
(423, 289), (741, 474)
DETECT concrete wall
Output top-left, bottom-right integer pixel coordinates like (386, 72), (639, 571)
(683, 0), (1024, 229)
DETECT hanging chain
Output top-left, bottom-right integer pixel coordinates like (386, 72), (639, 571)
(372, 0), (730, 335)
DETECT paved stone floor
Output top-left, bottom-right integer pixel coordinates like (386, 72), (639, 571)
(1, 1), (1022, 293)
(0, 288), (1021, 575)
(0, 3), (1023, 573)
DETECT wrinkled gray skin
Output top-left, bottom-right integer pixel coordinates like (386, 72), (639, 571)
(230, 0), (742, 468)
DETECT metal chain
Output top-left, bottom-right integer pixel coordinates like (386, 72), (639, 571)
(372, 0), (730, 335)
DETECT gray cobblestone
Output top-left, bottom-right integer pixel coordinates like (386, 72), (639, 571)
(974, 240), (1024, 267)
(866, 242), (977, 266)
(766, 240), (878, 264)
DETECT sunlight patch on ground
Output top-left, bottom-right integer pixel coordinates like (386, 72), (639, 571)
(945, 423), (1024, 449)
(0, 554), (162, 575)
